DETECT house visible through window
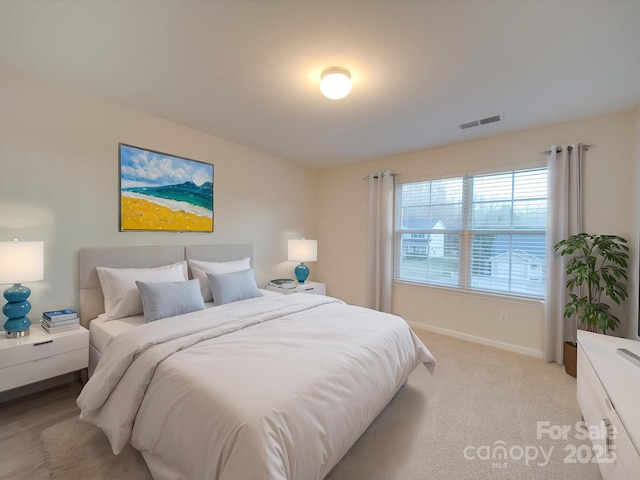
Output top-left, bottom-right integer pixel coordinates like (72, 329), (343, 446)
(394, 167), (547, 298)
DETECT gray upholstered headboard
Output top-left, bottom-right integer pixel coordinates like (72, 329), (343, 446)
(79, 244), (253, 328)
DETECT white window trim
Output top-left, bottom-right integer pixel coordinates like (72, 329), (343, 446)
(394, 167), (547, 300)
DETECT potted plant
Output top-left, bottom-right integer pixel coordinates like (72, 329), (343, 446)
(554, 233), (629, 377)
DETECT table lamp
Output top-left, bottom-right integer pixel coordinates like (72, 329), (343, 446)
(0, 239), (44, 337)
(288, 239), (317, 284)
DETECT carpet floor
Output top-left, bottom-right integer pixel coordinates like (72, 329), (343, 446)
(41, 331), (602, 479)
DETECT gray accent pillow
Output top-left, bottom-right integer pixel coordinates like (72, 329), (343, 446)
(188, 257), (251, 302)
(136, 279), (206, 322)
(206, 269), (263, 306)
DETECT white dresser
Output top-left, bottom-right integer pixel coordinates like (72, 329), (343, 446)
(577, 330), (640, 479)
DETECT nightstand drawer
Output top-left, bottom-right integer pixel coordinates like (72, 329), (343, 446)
(265, 281), (326, 295)
(296, 283), (326, 295)
(0, 347), (88, 392)
(0, 328), (89, 368)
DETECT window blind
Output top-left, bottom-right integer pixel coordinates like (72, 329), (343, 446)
(395, 167), (547, 298)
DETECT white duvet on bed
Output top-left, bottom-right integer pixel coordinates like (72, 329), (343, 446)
(89, 290), (280, 355)
(77, 293), (435, 480)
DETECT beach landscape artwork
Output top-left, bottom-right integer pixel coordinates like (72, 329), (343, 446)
(119, 143), (214, 232)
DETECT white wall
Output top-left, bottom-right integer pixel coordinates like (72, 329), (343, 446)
(318, 110), (638, 358)
(0, 67), (318, 321)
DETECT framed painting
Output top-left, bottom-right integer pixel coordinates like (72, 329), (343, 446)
(119, 143), (214, 232)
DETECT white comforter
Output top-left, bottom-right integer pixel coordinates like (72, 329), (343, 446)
(77, 293), (435, 480)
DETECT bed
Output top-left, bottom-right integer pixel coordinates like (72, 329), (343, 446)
(76, 245), (436, 480)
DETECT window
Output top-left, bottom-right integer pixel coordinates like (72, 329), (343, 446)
(395, 167), (547, 298)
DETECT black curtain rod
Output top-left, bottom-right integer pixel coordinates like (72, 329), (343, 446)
(543, 144), (592, 155)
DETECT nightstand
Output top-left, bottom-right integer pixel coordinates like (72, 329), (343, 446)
(294, 281), (326, 295)
(0, 324), (89, 393)
(265, 281), (326, 295)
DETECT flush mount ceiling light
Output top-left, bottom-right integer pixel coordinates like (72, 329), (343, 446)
(320, 67), (352, 100)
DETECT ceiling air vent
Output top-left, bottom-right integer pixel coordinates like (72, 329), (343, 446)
(479, 114), (502, 125)
(459, 113), (503, 130)
(459, 120), (480, 130)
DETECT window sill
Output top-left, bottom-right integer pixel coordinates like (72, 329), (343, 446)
(393, 279), (545, 307)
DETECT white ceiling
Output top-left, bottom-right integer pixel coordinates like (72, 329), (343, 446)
(1, 0), (639, 169)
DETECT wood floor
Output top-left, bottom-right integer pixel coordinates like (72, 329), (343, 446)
(0, 381), (83, 480)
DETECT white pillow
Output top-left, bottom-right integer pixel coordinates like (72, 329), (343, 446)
(188, 257), (251, 302)
(97, 261), (188, 320)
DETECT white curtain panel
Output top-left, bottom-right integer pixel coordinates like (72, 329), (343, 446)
(366, 170), (394, 313)
(544, 144), (584, 364)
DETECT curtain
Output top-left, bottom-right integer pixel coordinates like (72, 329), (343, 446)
(366, 170), (394, 313)
(544, 144), (584, 364)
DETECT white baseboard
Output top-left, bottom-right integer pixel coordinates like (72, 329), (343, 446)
(409, 321), (544, 360)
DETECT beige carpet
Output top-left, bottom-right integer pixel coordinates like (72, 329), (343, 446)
(41, 331), (602, 479)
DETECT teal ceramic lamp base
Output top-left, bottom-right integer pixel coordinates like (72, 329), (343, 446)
(294, 263), (310, 284)
(3, 283), (32, 338)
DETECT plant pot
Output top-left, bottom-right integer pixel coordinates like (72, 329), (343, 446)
(564, 341), (577, 378)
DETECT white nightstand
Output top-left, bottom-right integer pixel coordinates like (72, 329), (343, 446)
(0, 324), (89, 393)
(265, 281), (326, 295)
(294, 281), (326, 295)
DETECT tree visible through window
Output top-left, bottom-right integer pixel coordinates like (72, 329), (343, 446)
(395, 168), (547, 298)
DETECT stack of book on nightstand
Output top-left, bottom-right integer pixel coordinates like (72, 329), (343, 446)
(267, 279), (297, 294)
(41, 309), (80, 333)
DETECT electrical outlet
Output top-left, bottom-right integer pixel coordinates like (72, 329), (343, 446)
(499, 311), (509, 323)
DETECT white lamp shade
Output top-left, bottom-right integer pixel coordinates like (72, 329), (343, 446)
(288, 239), (317, 262)
(320, 67), (352, 100)
(0, 240), (44, 284)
